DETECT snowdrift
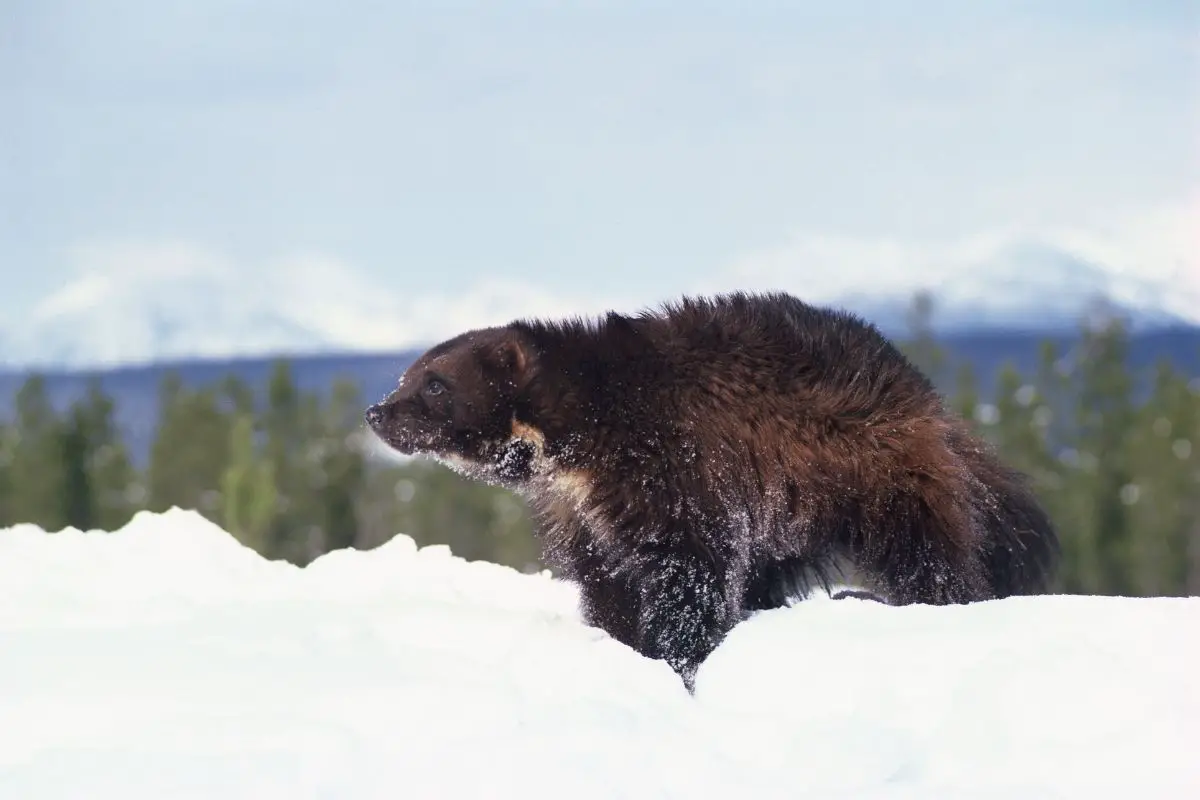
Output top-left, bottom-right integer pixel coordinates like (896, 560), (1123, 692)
(2, 509), (1197, 799)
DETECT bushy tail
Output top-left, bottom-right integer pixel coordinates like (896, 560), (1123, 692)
(956, 433), (1061, 597)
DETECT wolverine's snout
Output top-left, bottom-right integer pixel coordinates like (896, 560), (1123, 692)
(364, 403), (386, 429)
(364, 400), (405, 445)
(364, 398), (431, 455)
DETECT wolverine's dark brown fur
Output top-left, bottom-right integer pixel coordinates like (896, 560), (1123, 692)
(366, 291), (1060, 690)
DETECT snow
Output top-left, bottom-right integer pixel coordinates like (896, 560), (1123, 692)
(2, 509), (1198, 799)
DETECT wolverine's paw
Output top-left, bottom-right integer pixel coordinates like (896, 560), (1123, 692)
(830, 588), (889, 603)
(675, 659), (699, 694)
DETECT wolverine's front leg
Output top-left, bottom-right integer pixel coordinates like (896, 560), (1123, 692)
(623, 540), (740, 692)
(540, 511), (641, 648)
(563, 539), (641, 648)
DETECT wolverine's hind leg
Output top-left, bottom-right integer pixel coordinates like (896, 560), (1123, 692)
(848, 487), (991, 605)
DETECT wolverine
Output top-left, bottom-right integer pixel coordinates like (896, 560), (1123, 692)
(365, 291), (1059, 691)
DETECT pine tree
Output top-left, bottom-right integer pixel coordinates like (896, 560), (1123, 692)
(1071, 316), (1137, 595)
(990, 362), (1044, 477)
(70, 379), (136, 531)
(58, 403), (94, 531)
(219, 374), (256, 417)
(1188, 374), (1200, 595)
(951, 361), (981, 425)
(147, 374), (235, 518)
(312, 379), (367, 554)
(985, 358), (1078, 592)
(0, 418), (15, 528)
(1027, 339), (1073, 592)
(1128, 362), (1199, 595)
(8, 375), (66, 530)
(260, 360), (310, 562)
(220, 412), (278, 554)
(900, 290), (949, 388)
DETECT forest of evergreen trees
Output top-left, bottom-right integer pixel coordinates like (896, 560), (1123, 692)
(1, 301), (1197, 597)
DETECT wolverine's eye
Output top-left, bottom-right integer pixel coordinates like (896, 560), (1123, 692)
(424, 379), (446, 397)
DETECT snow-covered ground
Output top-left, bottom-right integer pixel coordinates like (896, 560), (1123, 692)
(2, 509), (1197, 799)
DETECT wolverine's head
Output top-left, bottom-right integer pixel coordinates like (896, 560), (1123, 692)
(365, 326), (540, 485)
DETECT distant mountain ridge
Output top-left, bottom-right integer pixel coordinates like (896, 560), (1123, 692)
(3, 238), (1196, 371)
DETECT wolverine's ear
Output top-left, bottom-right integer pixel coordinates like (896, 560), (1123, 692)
(491, 336), (529, 380)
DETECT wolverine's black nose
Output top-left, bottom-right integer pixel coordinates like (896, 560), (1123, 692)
(365, 403), (386, 429)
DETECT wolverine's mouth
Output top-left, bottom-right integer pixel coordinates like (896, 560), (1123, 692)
(377, 428), (441, 456)
(364, 407), (440, 456)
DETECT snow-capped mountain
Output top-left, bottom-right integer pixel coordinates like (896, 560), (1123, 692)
(7, 273), (333, 371)
(1, 246), (338, 371)
(830, 241), (1196, 334)
(1, 239), (1196, 371)
(0, 242), (622, 371)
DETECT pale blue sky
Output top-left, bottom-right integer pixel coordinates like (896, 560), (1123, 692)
(2, 0), (1197, 359)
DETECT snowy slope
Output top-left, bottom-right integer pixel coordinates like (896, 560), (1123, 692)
(2, 509), (1197, 799)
